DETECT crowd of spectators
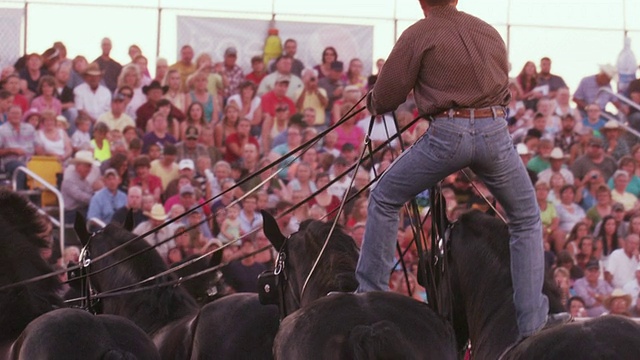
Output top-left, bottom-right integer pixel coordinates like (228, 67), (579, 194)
(2, 37), (640, 307)
(0, 38), (411, 295)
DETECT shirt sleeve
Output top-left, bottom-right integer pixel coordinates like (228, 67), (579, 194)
(74, 87), (85, 111)
(370, 28), (422, 115)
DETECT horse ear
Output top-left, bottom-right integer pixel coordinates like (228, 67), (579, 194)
(123, 209), (134, 232)
(209, 246), (223, 267)
(261, 210), (286, 250)
(74, 212), (91, 246)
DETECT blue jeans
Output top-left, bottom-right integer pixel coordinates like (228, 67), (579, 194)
(356, 108), (548, 337)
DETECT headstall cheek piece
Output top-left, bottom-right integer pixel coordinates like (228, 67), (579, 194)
(78, 230), (102, 314)
(257, 250), (286, 306)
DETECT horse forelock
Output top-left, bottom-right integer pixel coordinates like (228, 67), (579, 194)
(0, 190), (48, 241)
(88, 224), (198, 334)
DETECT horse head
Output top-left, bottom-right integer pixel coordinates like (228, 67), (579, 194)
(0, 190), (62, 342)
(73, 218), (198, 334)
(261, 210), (359, 315)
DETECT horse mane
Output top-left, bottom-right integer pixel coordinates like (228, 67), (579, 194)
(454, 210), (563, 310)
(88, 224), (198, 334)
(449, 210), (563, 357)
(0, 190), (61, 342)
(290, 219), (359, 303)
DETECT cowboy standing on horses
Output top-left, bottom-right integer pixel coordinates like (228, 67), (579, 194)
(355, 0), (570, 340)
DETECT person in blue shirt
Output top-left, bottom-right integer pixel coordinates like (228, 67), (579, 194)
(87, 168), (127, 224)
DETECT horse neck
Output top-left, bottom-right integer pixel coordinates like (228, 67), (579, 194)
(464, 291), (519, 360)
(93, 252), (199, 336)
(450, 217), (521, 358)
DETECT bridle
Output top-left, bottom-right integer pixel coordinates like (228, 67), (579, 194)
(75, 229), (102, 314)
(257, 236), (301, 321)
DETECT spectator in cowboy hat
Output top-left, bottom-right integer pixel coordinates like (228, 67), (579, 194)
(61, 150), (103, 224)
(538, 147), (574, 185)
(573, 64), (622, 114)
(133, 203), (175, 262)
(73, 62), (111, 122)
(135, 80), (185, 132)
(600, 120), (629, 161)
(604, 289), (633, 316)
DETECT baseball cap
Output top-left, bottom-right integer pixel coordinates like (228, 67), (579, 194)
(276, 73), (291, 84)
(104, 168), (118, 177)
(225, 47), (237, 57)
(588, 137), (604, 147)
(112, 92), (127, 102)
(179, 159), (195, 170)
(185, 126), (199, 140)
(180, 184), (195, 195)
(330, 61), (344, 72)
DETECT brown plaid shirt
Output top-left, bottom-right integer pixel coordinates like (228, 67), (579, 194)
(370, 5), (511, 116)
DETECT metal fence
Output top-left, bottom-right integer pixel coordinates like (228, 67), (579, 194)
(0, 0), (639, 90)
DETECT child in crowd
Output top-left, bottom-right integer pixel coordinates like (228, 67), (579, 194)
(147, 143), (162, 161)
(71, 115), (91, 153)
(122, 125), (139, 146)
(187, 211), (208, 252)
(219, 203), (242, 244)
(91, 122), (111, 161)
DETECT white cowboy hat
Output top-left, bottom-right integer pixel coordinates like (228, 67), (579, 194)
(601, 121), (622, 131)
(144, 203), (168, 222)
(516, 143), (530, 156)
(71, 150), (96, 165)
(604, 289), (632, 310)
(599, 64), (617, 80)
(549, 147), (565, 160)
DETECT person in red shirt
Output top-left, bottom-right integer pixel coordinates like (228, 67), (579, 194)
(245, 55), (267, 86)
(223, 118), (259, 163)
(130, 155), (163, 203)
(261, 74), (296, 119)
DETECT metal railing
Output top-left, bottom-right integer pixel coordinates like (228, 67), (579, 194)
(596, 87), (640, 140)
(12, 166), (65, 256)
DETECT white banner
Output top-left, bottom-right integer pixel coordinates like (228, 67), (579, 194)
(0, 9), (23, 67)
(177, 16), (374, 75)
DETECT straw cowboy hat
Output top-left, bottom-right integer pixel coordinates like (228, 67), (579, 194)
(601, 121), (622, 132)
(70, 150), (96, 165)
(83, 62), (103, 76)
(604, 289), (632, 310)
(144, 203), (168, 222)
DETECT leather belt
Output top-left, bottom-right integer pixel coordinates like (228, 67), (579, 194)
(434, 107), (506, 119)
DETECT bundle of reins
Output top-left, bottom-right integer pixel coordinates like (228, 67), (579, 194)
(3, 92), (503, 325)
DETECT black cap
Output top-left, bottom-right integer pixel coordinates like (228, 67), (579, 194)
(185, 126), (199, 140)
(163, 143), (177, 155)
(330, 61), (344, 72)
(585, 259), (600, 270)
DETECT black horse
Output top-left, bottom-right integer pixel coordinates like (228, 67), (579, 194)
(0, 189), (159, 360)
(74, 216), (280, 360)
(261, 210), (458, 359)
(447, 210), (640, 359)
